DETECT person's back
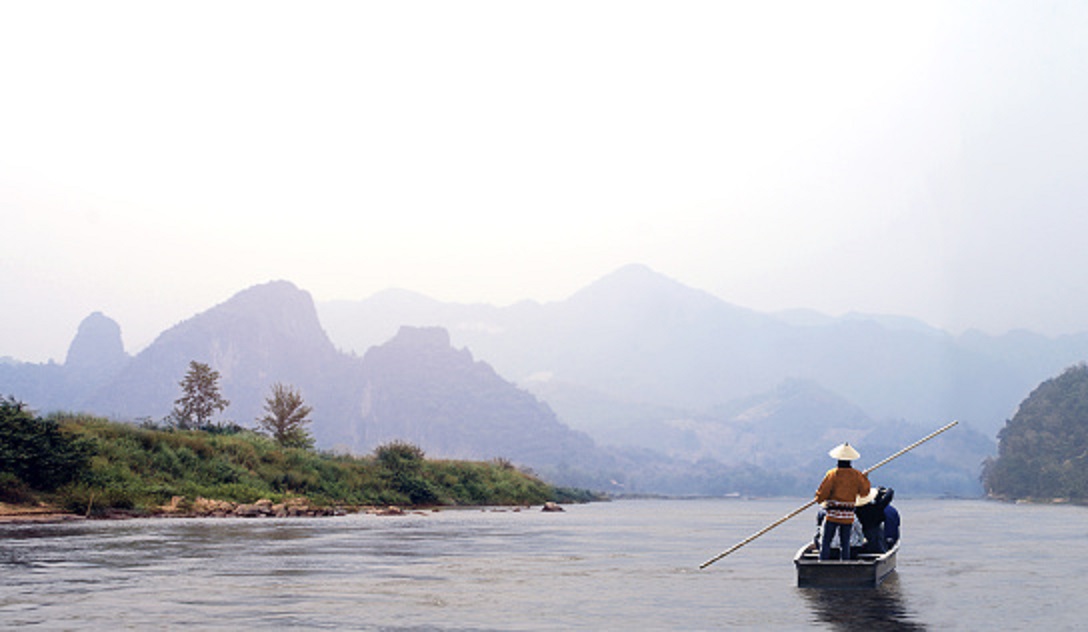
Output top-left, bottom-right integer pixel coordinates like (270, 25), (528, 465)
(816, 465), (870, 520)
(883, 503), (901, 546)
(814, 442), (871, 560)
(854, 494), (885, 529)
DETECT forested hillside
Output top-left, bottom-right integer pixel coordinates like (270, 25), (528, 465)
(983, 364), (1088, 501)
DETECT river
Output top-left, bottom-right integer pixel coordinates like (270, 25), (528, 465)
(2, 498), (1086, 630)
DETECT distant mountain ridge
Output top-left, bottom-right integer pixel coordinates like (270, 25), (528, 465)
(5, 264), (1083, 496)
(0, 282), (613, 486)
(318, 263), (1088, 438)
(79, 281), (357, 434)
(351, 326), (609, 485)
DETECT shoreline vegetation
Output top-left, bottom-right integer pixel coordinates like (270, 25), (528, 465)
(1, 405), (603, 523)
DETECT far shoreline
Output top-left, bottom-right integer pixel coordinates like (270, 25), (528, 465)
(0, 499), (571, 524)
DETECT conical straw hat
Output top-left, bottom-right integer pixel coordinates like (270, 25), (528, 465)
(828, 442), (860, 460)
(856, 487), (879, 506)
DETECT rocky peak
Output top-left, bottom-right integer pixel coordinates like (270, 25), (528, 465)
(147, 280), (338, 357)
(362, 326), (478, 376)
(78, 280), (354, 425)
(386, 326), (452, 350)
(353, 323), (601, 471)
(213, 280), (325, 339)
(65, 312), (128, 372)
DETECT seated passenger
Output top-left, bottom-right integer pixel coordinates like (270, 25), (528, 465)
(883, 499), (901, 548)
(855, 486), (894, 553)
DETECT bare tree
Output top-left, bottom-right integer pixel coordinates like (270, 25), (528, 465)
(256, 383), (314, 449)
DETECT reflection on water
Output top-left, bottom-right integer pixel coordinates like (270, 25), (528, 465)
(800, 573), (926, 631)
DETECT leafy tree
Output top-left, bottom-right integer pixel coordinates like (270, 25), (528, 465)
(256, 383), (314, 449)
(375, 440), (427, 471)
(374, 441), (438, 504)
(172, 361), (230, 430)
(0, 396), (93, 491)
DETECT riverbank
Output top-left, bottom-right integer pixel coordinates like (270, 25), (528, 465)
(3, 411), (598, 519)
(0, 502), (83, 523)
(0, 497), (566, 523)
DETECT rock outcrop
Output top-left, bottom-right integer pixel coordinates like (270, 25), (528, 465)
(352, 325), (607, 473)
(65, 312), (128, 375)
(159, 496), (343, 518)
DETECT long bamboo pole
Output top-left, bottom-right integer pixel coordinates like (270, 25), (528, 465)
(698, 420), (958, 569)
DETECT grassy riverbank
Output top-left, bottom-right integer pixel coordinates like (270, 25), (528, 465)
(1, 408), (599, 517)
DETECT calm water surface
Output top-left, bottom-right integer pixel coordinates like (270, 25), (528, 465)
(2, 498), (1086, 630)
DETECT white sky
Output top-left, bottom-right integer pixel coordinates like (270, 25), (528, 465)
(2, 1), (1088, 363)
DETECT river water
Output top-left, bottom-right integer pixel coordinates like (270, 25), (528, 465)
(2, 498), (1086, 630)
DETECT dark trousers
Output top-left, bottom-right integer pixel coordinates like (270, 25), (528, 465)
(862, 525), (886, 553)
(820, 521), (852, 560)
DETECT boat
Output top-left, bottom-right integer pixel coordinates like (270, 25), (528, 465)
(793, 539), (899, 588)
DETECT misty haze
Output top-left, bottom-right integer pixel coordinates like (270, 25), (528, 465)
(4, 2), (1088, 629)
(3, 264), (1080, 496)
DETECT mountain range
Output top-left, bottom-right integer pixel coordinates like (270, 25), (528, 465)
(319, 264), (1088, 438)
(4, 263), (1081, 496)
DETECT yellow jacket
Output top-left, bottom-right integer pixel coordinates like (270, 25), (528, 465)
(815, 466), (871, 524)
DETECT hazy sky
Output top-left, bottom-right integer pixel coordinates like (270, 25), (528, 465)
(3, 1), (1087, 363)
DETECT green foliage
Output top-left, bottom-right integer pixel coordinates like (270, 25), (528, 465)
(0, 397), (93, 491)
(255, 383), (314, 449)
(6, 412), (579, 513)
(172, 361), (230, 430)
(551, 486), (606, 503)
(374, 441), (437, 504)
(983, 363), (1088, 501)
(375, 440), (426, 472)
(0, 472), (33, 503)
(423, 458), (557, 506)
(58, 482), (138, 516)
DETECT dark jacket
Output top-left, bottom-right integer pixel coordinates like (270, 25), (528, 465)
(855, 487), (894, 529)
(883, 504), (901, 544)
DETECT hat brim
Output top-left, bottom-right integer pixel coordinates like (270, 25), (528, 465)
(828, 443), (861, 460)
(856, 488), (878, 506)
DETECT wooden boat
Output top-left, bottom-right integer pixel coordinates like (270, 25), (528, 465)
(793, 540), (899, 588)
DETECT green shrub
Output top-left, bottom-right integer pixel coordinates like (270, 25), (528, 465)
(374, 442), (440, 504)
(58, 482), (138, 516)
(0, 472), (33, 503)
(150, 444), (184, 477)
(0, 398), (93, 490)
(375, 441), (426, 471)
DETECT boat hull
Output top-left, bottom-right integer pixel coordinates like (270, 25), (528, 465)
(793, 540), (898, 588)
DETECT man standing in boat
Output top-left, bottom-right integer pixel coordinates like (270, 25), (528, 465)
(814, 443), (871, 561)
